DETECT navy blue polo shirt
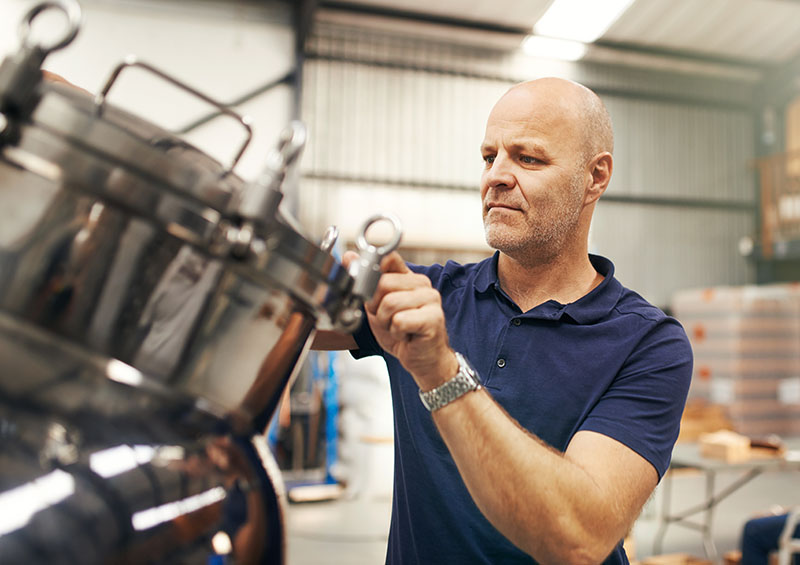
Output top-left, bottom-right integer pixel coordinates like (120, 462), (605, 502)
(352, 253), (692, 565)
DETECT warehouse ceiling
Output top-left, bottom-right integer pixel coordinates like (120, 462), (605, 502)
(315, 0), (800, 73)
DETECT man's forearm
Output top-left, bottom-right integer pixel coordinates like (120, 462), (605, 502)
(432, 389), (641, 565)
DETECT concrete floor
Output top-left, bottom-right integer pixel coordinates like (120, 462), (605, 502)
(284, 461), (800, 564)
(286, 493), (391, 565)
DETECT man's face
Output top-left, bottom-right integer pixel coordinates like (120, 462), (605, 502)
(480, 86), (589, 262)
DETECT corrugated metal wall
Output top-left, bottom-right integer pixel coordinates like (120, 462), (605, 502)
(300, 21), (757, 307)
(606, 99), (755, 202)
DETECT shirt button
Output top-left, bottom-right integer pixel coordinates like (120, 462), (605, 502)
(512, 318), (521, 326)
(497, 358), (506, 368)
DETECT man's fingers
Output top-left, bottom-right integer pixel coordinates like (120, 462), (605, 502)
(366, 272), (431, 315)
(373, 287), (441, 324)
(380, 251), (410, 274)
(357, 250), (416, 317)
(342, 250), (360, 270)
(387, 303), (445, 340)
(367, 288), (426, 325)
(343, 251), (406, 274)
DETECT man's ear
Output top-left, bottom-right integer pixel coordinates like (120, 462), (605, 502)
(585, 152), (612, 205)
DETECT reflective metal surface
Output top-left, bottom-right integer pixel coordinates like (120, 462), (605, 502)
(0, 312), (286, 564)
(0, 74), (362, 423)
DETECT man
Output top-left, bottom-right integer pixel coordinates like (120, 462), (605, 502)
(315, 77), (692, 564)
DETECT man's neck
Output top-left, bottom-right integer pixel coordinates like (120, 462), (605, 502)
(496, 248), (603, 313)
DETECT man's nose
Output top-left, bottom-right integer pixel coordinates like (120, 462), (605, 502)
(483, 155), (515, 189)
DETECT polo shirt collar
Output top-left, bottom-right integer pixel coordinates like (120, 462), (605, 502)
(565, 254), (623, 324)
(473, 251), (623, 324)
(474, 251), (500, 294)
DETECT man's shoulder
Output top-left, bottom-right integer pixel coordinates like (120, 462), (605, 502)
(611, 285), (691, 351)
(613, 286), (671, 323)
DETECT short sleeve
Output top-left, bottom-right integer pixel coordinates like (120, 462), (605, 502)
(579, 317), (693, 478)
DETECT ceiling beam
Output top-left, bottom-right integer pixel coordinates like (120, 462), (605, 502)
(319, 1), (768, 73)
(593, 38), (764, 73)
(759, 50), (800, 108)
(319, 1), (528, 35)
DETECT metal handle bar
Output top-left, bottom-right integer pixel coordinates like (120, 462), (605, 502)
(94, 56), (253, 176)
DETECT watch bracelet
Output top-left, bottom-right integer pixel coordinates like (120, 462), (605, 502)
(427, 374), (480, 410)
(419, 352), (482, 412)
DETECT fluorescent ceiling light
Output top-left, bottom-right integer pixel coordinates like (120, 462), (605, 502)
(534, 0), (636, 43)
(521, 35), (587, 62)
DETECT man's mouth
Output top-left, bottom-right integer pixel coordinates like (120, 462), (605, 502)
(486, 202), (520, 212)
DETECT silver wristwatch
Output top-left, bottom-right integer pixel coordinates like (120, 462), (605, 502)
(418, 352), (482, 412)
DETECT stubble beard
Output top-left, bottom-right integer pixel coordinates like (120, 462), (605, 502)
(483, 172), (585, 265)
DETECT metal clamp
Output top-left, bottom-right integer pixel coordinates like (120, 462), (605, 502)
(237, 121), (307, 223)
(269, 120), (307, 173)
(93, 56), (253, 176)
(320, 225), (339, 254)
(336, 214), (403, 331)
(354, 214), (403, 262)
(0, 0), (82, 146)
(18, 0), (82, 56)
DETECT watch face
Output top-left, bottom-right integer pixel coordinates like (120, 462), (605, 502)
(456, 352), (479, 382)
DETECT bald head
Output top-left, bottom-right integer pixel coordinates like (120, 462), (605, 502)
(496, 77), (614, 165)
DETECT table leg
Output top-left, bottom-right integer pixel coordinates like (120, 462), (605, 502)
(652, 466), (762, 562)
(702, 470), (718, 562)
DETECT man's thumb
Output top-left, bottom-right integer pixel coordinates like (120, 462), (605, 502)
(342, 250), (360, 270)
(380, 251), (410, 274)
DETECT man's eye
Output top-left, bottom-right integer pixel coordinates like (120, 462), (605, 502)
(520, 155), (537, 164)
(483, 155), (495, 165)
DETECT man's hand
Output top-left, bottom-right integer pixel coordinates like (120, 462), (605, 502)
(42, 70), (91, 95)
(352, 251), (457, 390)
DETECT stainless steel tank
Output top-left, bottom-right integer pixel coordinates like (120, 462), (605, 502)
(0, 1), (400, 562)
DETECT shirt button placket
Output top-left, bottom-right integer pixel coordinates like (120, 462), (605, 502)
(497, 319), (517, 373)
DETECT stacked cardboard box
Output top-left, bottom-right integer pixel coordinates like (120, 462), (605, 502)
(677, 399), (733, 442)
(672, 284), (800, 437)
